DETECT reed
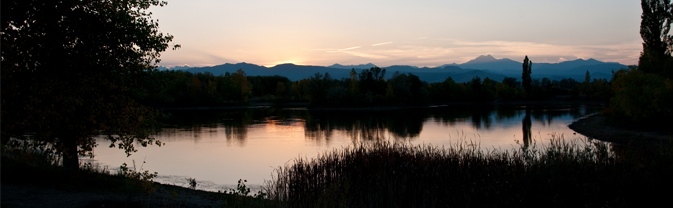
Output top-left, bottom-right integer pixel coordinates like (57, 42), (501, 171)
(264, 136), (673, 207)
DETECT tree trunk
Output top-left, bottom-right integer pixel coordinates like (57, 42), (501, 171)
(62, 137), (79, 172)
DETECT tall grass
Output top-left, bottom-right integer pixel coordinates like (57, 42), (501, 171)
(1, 139), (63, 168)
(265, 135), (673, 207)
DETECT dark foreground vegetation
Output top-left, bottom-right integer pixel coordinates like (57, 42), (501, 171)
(2, 138), (673, 207)
(265, 138), (673, 208)
(4, 136), (673, 208)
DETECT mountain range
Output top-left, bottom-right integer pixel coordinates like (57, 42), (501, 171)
(158, 55), (628, 83)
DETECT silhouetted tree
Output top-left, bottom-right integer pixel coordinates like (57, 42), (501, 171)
(641, 0), (672, 57)
(248, 75), (291, 97)
(350, 69), (359, 93)
(2, 0), (177, 170)
(502, 77), (520, 88)
(428, 77), (468, 101)
(639, 0), (673, 78)
(470, 76), (482, 93)
(609, 1), (673, 123)
(387, 73), (427, 105)
(541, 78), (551, 90)
(481, 78), (497, 100)
(522, 56), (533, 95)
(306, 72), (328, 105)
(275, 82), (287, 98)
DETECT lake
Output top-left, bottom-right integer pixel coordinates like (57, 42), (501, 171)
(88, 105), (602, 192)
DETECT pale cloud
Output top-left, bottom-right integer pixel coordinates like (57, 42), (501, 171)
(148, 0), (641, 68)
(315, 39), (641, 66)
(324, 45), (389, 59)
(375, 46), (453, 59)
(446, 41), (642, 64)
(337, 46), (361, 51)
(333, 50), (388, 59)
(308, 48), (339, 51)
(160, 38), (641, 67)
(328, 45), (453, 62)
(432, 40), (641, 65)
(320, 46), (362, 53)
(372, 42), (393, 46)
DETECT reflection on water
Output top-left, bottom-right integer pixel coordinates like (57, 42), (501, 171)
(156, 109), (251, 145)
(523, 107), (532, 150)
(301, 110), (426, 142)
(91, 105), (601, 192)
(158, 105), (596, 145)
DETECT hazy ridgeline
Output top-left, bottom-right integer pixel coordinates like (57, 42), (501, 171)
(134, 67), (613, 107)
(264, 138), (673, 208)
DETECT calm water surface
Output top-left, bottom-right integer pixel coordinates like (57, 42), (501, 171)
(90, 105), (602, 192)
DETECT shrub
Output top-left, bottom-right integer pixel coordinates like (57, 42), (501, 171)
(611, 68), (673, 122)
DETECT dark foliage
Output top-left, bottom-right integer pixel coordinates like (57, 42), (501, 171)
(1, 0), (175, 170)
(266, 139), (673, 208)
(608, 0), (673, 124)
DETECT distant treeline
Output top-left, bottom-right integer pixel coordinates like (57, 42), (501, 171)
(133, 67), (612, 107)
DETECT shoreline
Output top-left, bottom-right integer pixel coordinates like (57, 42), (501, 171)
(155, 100), (607, 111)
(568, 114), (672, 146)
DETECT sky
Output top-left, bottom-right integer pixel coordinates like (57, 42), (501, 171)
(148, 0), (643, 68)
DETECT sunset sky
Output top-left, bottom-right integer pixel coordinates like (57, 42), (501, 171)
(149, 0), (642, 68)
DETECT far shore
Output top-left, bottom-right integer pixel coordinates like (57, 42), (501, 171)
(155, 100), (607, 111)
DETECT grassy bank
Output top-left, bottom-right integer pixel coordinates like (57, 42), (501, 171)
(265, 137), (673, 208)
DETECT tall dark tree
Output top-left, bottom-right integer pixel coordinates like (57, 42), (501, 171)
(608, 0), (673, 123)
(641, 0), (672, 57)
(2, 0), (178, 170)
(522, 56), (533, 94)
(639, 0), (673, 78)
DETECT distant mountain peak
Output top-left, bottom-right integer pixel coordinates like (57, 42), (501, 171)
(461, 54), (521, 65)
(472, 54), (497, 63)
(328, 63), (378, 69)
(274, 63), (298, 67)
(157, 65), (193, 70)
(501, 58), (516, 62)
